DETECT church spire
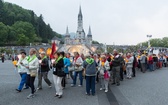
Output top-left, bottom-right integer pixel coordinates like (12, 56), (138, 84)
(87, 26), (92, 35)
(66, 26), (69, 35)
(78, 5), (83, 18)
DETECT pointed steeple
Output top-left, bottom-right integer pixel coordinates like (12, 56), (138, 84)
(78, 5), (83, 18)
(65, 26), (70, 36)
(87, 26), (92, 36)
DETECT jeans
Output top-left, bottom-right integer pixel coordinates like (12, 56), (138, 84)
(53, 75), (63, 95)
(26, 74), (36, 94)
(38, 72), (52, 88)
(69, 71), (74, 80)
(18, 73), (27, 90)
(86, 76), (95, 95)
(149, 64), (153, 71)
(73, 71), (83, 85)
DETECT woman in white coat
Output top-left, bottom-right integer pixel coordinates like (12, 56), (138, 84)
(26, 48), (39, 99)
(98, 55), (110, 93)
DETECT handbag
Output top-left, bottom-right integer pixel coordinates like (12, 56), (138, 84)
(99, 66), (105, 76)
(68, 65), (75, 72)
(30, 70), (37, 77)
(74, 66), (83, 72)
(104, 71), (110, 80)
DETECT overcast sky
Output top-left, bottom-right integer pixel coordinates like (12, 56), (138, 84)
(4, 0), (168, 45)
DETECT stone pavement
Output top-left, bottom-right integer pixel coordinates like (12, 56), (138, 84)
(0, 60), (168, 105)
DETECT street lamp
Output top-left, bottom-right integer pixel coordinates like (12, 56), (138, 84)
(12, 47), (15, 60)
(147, 35), (152, 48)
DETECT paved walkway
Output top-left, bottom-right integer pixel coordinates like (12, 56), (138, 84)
(0, 60), (168, 105)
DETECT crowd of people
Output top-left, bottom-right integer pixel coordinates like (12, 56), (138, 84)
(14, 48), (168, 99)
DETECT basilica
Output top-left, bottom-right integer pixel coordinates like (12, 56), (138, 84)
(58, 6), (98, 55)
(64, 6), (92, 45)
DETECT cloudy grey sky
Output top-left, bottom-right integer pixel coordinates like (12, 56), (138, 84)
(4, 0), (168, 45)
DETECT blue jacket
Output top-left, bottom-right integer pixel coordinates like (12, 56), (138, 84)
(83, 58), (97, 76)
(63, 57), (71, 74)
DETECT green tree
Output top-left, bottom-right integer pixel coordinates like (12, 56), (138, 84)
(6, 26), (17, 44)
(12, 21), (36, 43)
(161, 37), (168, 47)
(0, 22), (8, 45)
(17, 34), (29, 45)
(0, 0), (4, 22)
(0, 1), (62, 45)
(92, 40), (99, 44)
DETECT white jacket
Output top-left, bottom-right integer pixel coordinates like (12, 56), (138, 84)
(73, 57), (83, 71)
(98, 61), (110, 71)
(73, 57), (83, 66)
(126, 56), (134, 68)
(16, 57), (29, 73)
(28, 55), (39, 74)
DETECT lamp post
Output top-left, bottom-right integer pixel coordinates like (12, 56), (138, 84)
(147, 35), (152, 48)
(12, 47), (15, 60)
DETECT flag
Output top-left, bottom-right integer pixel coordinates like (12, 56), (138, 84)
(50, 41), (56, 59)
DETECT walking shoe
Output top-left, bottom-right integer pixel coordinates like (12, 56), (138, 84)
(105, 89), (108, 93)
(54, 94), (59, 97)
(58, 95), (62, 99)
(78, 85), (82, 87)
(15, 89), (21, 92)
(71, 84), (75, 87)
(92, 93), (95, 96)
(49, 85), (52, 88)
(37, 88), (42, 90)
(100, 88), (103, 91)
(23, 87), (29, 90)
(27, 94), (35, 99)
(111, 83), (116, 85)
(85, 92), (90, 96)
(116, 83), (120, 86)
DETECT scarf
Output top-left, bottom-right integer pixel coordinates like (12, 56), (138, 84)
(41, 56), (47, 61)
(86, 58), (94, 64)
(55, 56), (62, 63)
(74, 56), (80, 63)
(101, 59), (106, 66)
(27, 55), (36, 63)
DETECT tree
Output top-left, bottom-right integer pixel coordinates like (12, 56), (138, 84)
(0, 1), (62, 45)
(6, 25), (17, 44)
(17, 34), (29, 45)
(162, 37), (168, 47)
(0, 0), (4, 22)
(0, 22), (8, 45)
(12, 21), (36, 43)
(92, 40), (99, 44)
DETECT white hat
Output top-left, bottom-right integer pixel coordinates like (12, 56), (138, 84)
(85, 53), (91, 57)
(40, 51), (45, 55)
